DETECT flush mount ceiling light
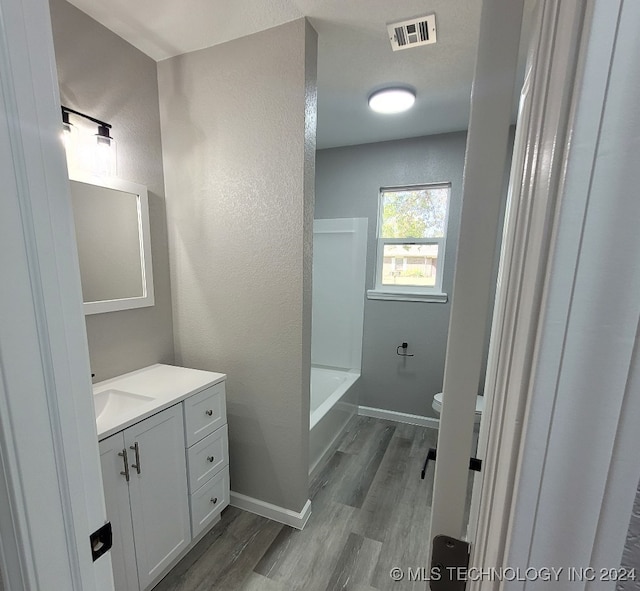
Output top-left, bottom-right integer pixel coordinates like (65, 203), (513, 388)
(368, 87), (416, 114)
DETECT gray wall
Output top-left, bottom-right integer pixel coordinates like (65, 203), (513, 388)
(50, 0), (174, 381)
(316, 132), (509, 417)
(158, 19), (317, 513)
(619, 481), (640, 591)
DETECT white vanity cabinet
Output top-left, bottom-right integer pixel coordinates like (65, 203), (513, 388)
(99, 404), (190, 591)
(95, 365), (229, 591)
(183, 380), (229, 537)
(99, 435), (139, 591)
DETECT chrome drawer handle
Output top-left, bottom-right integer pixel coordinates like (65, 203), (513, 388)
(210, 497), (218, 504)
(118, 449), (130, 482)
(205, 409), (213, 416)
(207, 456), (215, 463)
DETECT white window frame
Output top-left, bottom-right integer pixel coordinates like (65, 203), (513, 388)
(368, 183), (451, 303)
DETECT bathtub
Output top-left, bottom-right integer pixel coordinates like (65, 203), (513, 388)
(309, 366), (360, 475)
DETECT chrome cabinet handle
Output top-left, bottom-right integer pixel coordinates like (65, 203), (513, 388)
(130, 442), (141, 474)
(210, 497), (218, 505)
(205, 409), (213, 416)
(118, 449), (130, 482)
(207, 456), (215, 463)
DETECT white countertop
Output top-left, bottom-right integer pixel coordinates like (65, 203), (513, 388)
(94, 363), (226, 441)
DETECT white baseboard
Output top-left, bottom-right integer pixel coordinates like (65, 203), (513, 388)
(358, 405), (440, 429)
(230, 492), (312, 530)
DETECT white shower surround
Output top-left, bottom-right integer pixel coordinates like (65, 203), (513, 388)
(309, 218), (367, 474)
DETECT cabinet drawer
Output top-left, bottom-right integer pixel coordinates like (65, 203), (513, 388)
(187, 425), (228, 493)
(184, 382), (226, 447)
(190, 468), (229, 538)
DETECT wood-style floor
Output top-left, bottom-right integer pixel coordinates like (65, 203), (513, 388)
(154, 416), (450, 591)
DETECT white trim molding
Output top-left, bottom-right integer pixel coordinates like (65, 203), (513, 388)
(230, 492), (312, 530)
(470, 0), (590, 578)
(373, 183), (452, 299)
(69, 172), (155, 315)
(501, 0), (640, 582)
(366, 289), (448, 303)
(358, 405), (440, 429)
(0, 0), (112, 588)
(469, 0), (640, 589)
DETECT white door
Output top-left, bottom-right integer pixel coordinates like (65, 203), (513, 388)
(428, 0), (527, 555)
(429, 0), (594, 582)
(125, 405), (191, 590)
(99, 434), (140, 591)
(0, 0), (113, 588)
(469, 0), (640, 585)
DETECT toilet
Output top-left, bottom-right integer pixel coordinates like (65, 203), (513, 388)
(432, 392), (485, 455)
(432, 392), (484, 423)
(422, 392), (485, 468)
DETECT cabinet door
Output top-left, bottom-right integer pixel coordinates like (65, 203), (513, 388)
(99, 433), (139, 591)
(125, 405), (190, 590)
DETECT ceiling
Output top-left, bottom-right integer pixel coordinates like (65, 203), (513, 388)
(65, 0), (535, 149)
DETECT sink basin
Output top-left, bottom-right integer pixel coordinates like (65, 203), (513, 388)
(93, 389), (155, 424)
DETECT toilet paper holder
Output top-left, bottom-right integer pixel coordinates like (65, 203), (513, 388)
(396, 342), (414, 357)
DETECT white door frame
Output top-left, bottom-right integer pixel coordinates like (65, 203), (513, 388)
(470, 0), (640, 587)
(0, 0), (113, 588)
(469, 0), (589, 571)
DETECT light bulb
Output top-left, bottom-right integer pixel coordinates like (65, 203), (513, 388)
(61, 121), (79, 173)
(368, 88), (416, 114)
(94, 126), (117, 177)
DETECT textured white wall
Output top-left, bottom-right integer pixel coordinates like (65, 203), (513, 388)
(49, 0), (175, 381)
(158, 19), (317, 512)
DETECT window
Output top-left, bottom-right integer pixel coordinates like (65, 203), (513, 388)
(368, 183), (451, 302)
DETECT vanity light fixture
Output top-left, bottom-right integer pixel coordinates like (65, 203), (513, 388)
(61, 106), (117, 176)
(61, 106), (113, 139)
(61, 108), (74, 135)
(96, 123), (114, 145)
(61, 107), (77, 151)
(94, 123), (117, 177)
(368, 87), (416, 114)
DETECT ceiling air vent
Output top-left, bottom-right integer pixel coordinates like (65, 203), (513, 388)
(387, 14), (437, 51)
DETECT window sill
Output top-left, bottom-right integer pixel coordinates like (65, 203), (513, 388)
(366, 289), (448, 303)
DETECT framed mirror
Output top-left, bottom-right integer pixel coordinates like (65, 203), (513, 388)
(69, 174), (154, 315)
